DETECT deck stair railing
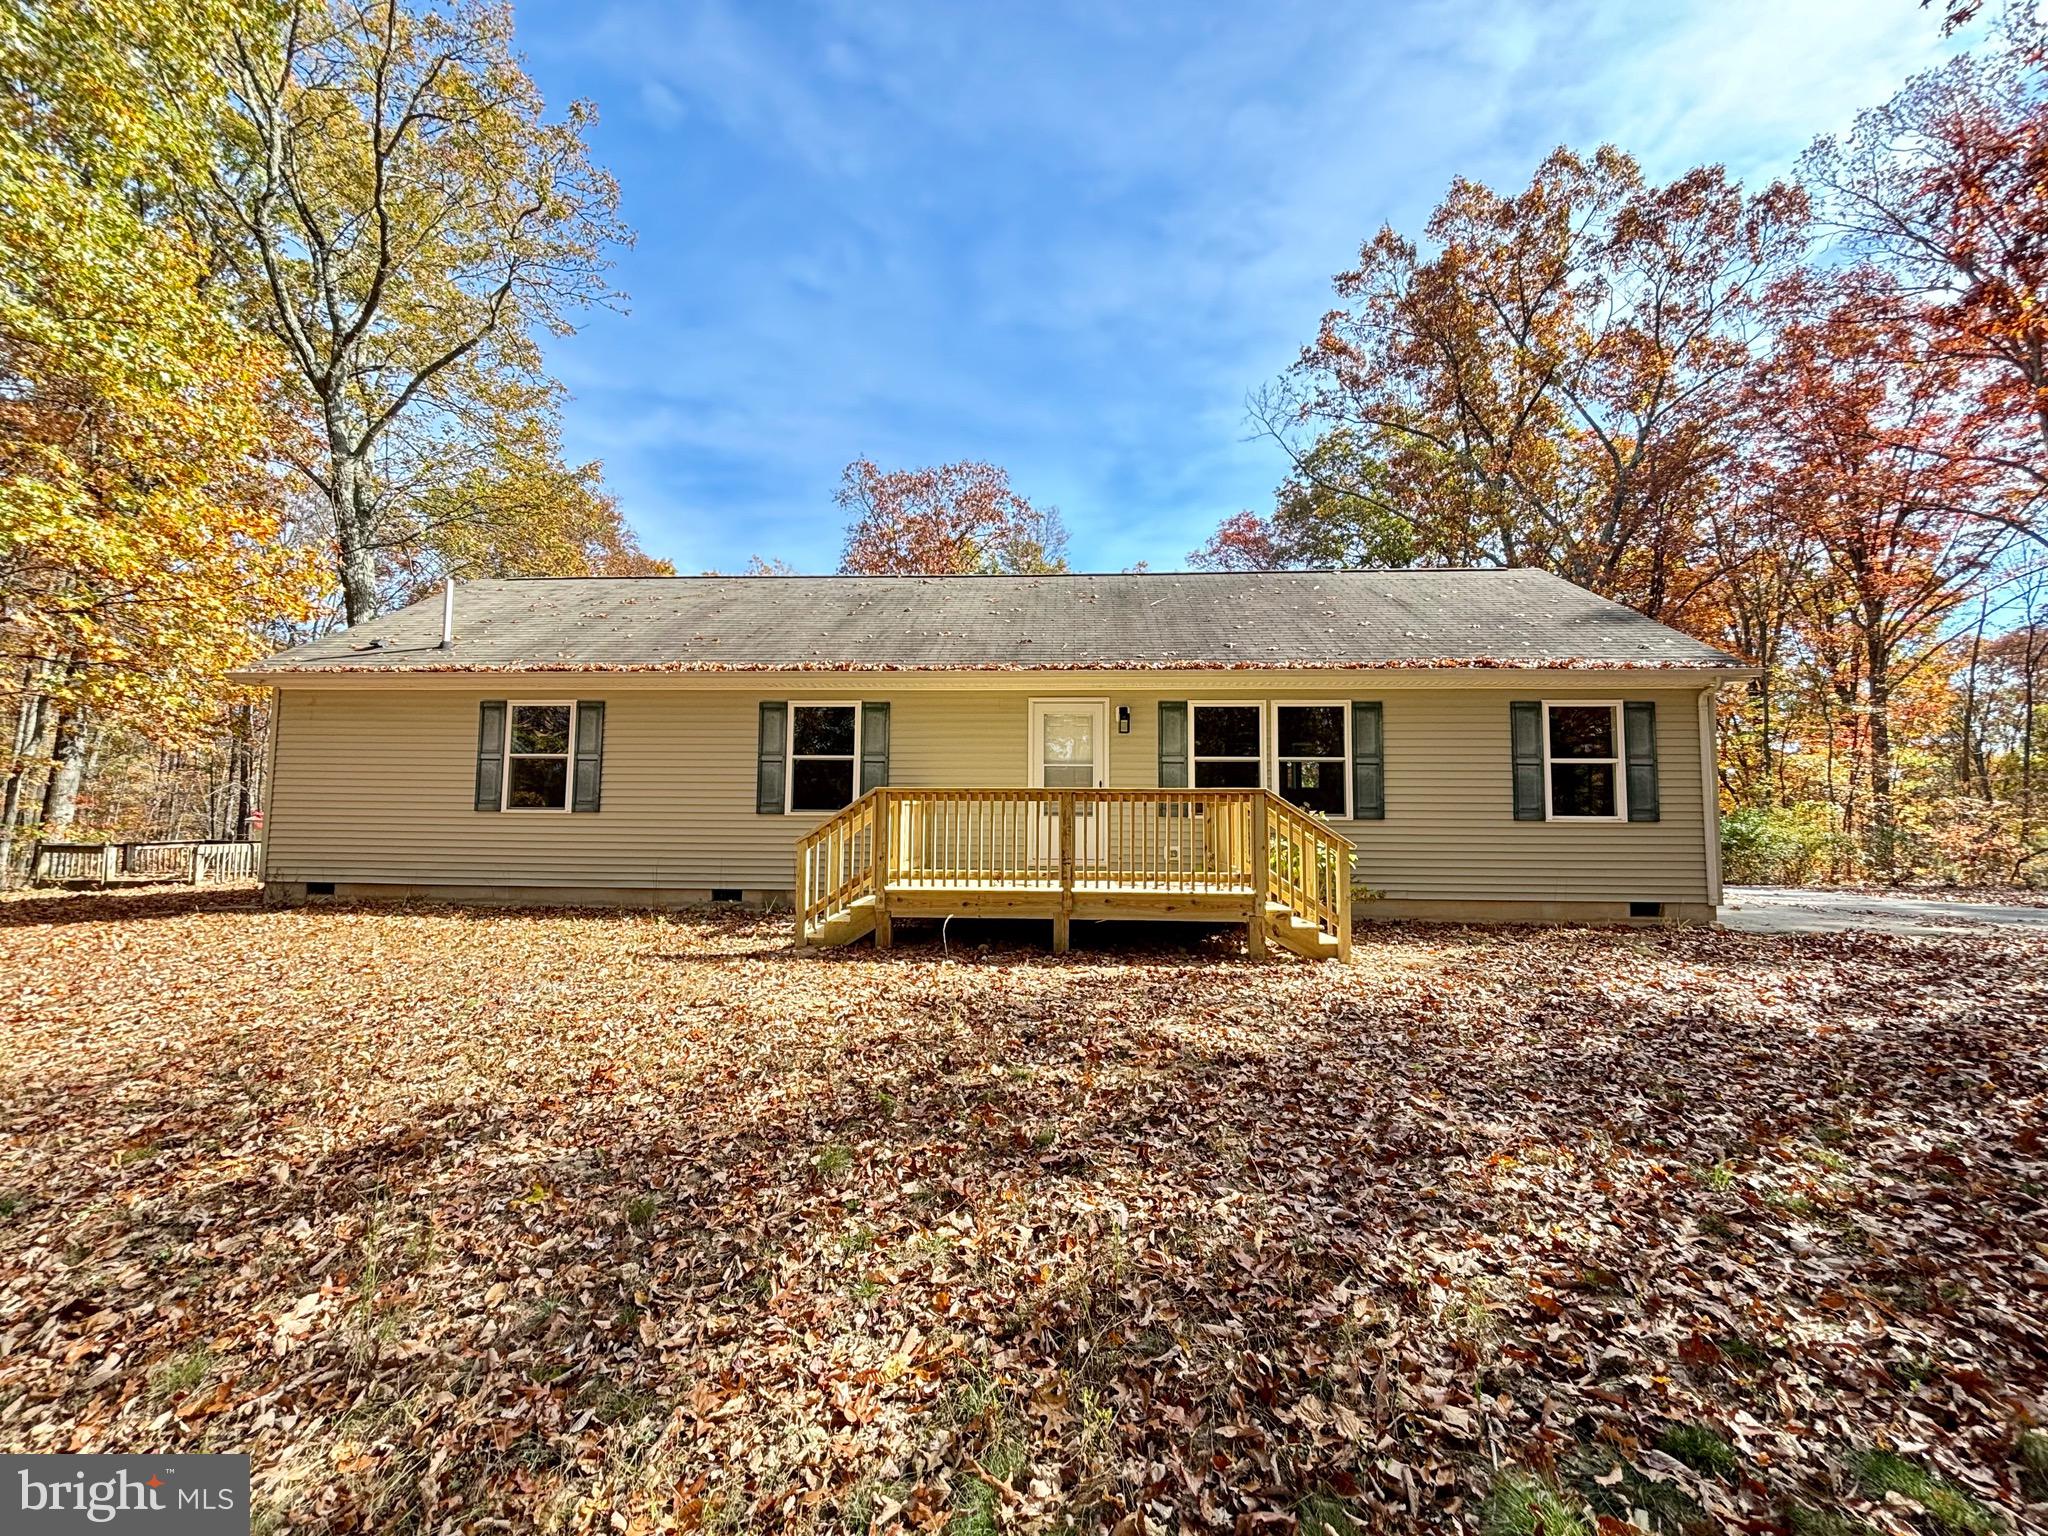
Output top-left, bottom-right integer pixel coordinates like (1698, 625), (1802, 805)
(794, 787), (1351, 959)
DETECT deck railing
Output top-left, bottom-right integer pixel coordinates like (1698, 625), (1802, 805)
(30, 840), (260, 887)
(793, 787), (1351, 956)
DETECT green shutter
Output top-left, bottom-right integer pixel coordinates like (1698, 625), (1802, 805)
(1158, 701), (1188, 787)
(572, 700), (605, 812)
(1624, 701), (1659, 822)
(860, 701), (890, 793)
(1351, 701), (1384, 820)
(756, 702), (787, 814)
(1157, 700), (1188, 816)
(475, 700), (506, 811)
(1510, 701), (1544, 821)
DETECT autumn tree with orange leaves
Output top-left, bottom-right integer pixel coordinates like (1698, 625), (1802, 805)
(1237, 146), (1805, 624)
(1745, 273), (2013, 872)
(836, 458), (1069, 576)
(1803, 10), (2048, 550)
(1201, 87), (2048, 880)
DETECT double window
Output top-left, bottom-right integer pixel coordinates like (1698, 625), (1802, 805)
(1544, 701), (1624, 820)
(505, 702), (576, 811)
(1188, 701), (1354, 817)
(788, 703), (860, 813)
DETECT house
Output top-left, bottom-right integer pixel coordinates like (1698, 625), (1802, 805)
(234, 570), (1751, 955)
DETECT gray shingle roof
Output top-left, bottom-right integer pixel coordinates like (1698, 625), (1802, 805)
(241, 571), (1744, 675)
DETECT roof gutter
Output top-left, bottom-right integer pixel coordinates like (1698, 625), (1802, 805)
(228, 661), (1762, 687)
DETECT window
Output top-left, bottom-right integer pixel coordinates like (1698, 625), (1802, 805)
(1275, 703), (1348, 816)
(1191, 703), (1262, 788)
(1545, 702), (1624, 820)
(789, 703), (859, 812)
(505, 702), (574, 811)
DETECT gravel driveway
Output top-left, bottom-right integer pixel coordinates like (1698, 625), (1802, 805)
(1721, 885), (2048, 936)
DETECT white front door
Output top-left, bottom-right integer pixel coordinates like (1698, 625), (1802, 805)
(1028, 699), (1109, 866)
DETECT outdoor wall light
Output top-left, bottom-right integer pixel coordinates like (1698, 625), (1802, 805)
(1118, 705), (1131, 733)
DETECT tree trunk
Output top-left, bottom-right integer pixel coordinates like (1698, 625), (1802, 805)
(329, 432), (381, 626)
(2022, 624), (2041, 845)
(1865, 640), (1898, 881)
(39, 706), (89, 833)
(0, 678), (56, 886)
(1957, 596), (1992, 799)
(234, 702), (258, 840)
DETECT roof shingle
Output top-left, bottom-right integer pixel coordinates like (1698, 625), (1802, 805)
(243, 571), (1743, 675)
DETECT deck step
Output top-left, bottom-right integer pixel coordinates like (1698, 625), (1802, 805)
(807, 894), (878, 948)
(1263, 902), (1343, 960)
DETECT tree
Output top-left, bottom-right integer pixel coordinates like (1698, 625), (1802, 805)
(0, 0), (321, 874)
(396, 420), (673, 598)
(1191, 431), (1414, 569)
(209, 0), (631, 623)
(836, 459), (1069, 575)
(1749, 274), (2011, 872)
(1801, 10), (2048, 547)
(1259, 146), (1806, 620)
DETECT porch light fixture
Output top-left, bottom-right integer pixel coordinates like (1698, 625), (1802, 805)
(1117, 706), (1131, 733)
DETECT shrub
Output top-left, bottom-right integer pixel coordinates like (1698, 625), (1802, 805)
(1721, 803), (1851, 885)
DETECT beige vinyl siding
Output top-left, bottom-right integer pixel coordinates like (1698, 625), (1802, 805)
(266, 678), (1713, 904)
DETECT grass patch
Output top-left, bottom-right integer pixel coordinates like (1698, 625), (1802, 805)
(1658, 1422), (1739, 1479)
(1892, 1353), (1942, 1389)
(1297, 1491), (1361, 1535)
(622, 1193), (659, 1230)
(841, 1473), (915, 1531)
(1699, 1161), (1736, 1191)
(147, 1348), (213, 1404)
(2019, 1428), (2048, 1498)
(814, 1142), (854, 1179)
(1786, 1503), (1878, 1536)
(946, 1435), (1025, 1536)
(1718, 1333), (1771, 1367)
(1482, 1471), (1594, 1536)
(577, 1375), (658, 1427)
(1567, 1453), (1704, 1534)
(1846, 1449), (2000, 1535)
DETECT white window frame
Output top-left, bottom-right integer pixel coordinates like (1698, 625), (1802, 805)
(1269, 700), (1351, 819)
(502, 700), (578, 814)
(1542, 699), (1628, 823)
(786, 700), (862, 815)
(1189, 700), (1265, 791)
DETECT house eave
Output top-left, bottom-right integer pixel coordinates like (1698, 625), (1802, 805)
(231, 660), (1759, 689)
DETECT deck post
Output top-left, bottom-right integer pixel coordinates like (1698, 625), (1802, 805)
(1054, 791), (1075, 953)
(1336, 846), (1353, 963)
(1247, 794), (1269, 959)
(102, 844), (119, 888)
(793, 842), (809, 948)
(874, 791), (892, 948)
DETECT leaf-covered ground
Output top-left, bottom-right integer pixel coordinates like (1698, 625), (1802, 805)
(0, 890), (2043, 1535)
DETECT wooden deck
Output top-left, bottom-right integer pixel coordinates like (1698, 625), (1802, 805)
(794, 788), (1352, 960)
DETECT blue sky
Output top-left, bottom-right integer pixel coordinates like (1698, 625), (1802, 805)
(512, 0), (1968, 574)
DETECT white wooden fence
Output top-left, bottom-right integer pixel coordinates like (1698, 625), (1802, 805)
(30, 840), (260, 887)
